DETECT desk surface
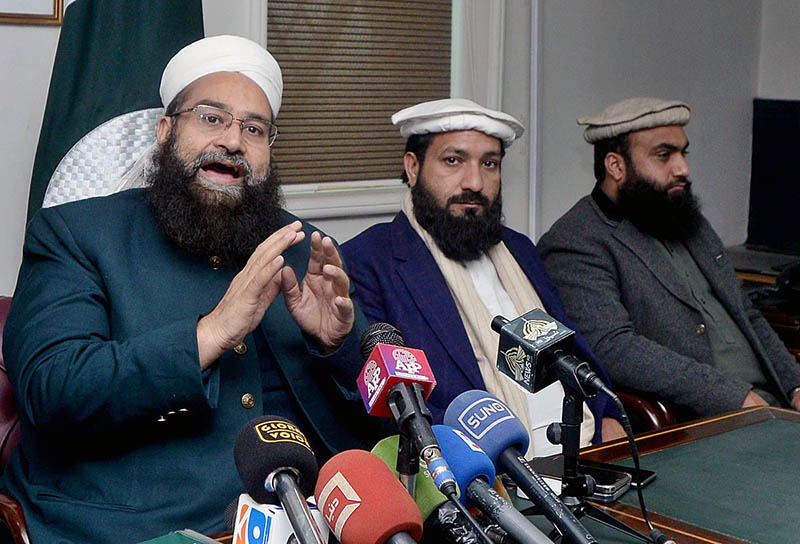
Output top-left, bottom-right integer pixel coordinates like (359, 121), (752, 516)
(210, 408), (796, 544)
(579, 407), (800, 544)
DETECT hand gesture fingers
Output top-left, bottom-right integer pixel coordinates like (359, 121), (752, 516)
(282, 231), (354, 350)
(197, 221), (305, 368)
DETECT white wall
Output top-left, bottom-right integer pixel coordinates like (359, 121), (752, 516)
(758, 1), (800, 98)
(0, 24), (60, 295)
(536, 0), (761, 246)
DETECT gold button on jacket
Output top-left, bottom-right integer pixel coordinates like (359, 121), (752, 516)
(234, 342), (248, 355)
(241, 393), (255, 409)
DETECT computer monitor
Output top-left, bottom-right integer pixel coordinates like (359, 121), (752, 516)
(747, 99), (800, 255)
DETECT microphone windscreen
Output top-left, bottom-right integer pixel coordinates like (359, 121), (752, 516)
(443, 390), (529, 463)
(224, 497), (238, 531)
(370, 435), (447, 521)
(315, 450), (423, 544)
(432, 425), (495, 507)
(360, 322), (405, 360)
(234, 415), (319, 504)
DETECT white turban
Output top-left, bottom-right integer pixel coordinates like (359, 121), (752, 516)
(392, 98), (525, 147)
(159, 35), (283, 118)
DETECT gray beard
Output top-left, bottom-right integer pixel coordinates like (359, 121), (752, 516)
(146, 130), (285, 264)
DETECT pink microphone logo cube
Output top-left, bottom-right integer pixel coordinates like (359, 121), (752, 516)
(358, 344), (436, 418)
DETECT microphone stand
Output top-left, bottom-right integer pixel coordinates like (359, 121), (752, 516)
(546, 381), (651, 543)
(387, 383), (423, 496)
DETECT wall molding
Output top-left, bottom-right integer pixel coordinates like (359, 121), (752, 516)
(282, 178), (407, 221)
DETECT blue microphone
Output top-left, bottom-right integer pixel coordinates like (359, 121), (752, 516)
(433, 425), (553, 544)
(444, 390), (596, 544)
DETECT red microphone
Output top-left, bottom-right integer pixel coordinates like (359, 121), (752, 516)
(314, 450), (423, 544)
(357, 325), (436, 417)
(356, 324), (457, 498)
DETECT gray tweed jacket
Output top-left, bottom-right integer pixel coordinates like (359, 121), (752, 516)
(537, 193), (800, 416)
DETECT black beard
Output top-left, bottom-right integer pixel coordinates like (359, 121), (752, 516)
(146, 130), (285, 264)
(411, 175), (504, 262)
(617, 167), (702, 241)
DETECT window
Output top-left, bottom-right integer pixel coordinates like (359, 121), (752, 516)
(267, 0), (451, 184)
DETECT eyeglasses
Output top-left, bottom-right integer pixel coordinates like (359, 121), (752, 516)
(169, 104), (279, 147)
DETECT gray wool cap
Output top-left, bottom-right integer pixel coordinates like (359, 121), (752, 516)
(578, 97), (690, 143)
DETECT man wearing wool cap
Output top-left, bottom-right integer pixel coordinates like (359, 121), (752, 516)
(343, 98), (624, 456)
(538, 97), (800, 420)
(1, 35), (383, 542)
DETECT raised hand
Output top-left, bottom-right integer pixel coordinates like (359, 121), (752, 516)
(280, 230), (354, 351)
(196, 221), (305, 369)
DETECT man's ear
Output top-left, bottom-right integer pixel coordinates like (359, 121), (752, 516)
(604, 152), (627, 186)
(403, 152), (420, 187)
(156, 116), (173, 146)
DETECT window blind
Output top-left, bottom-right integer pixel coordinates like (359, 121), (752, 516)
(267, 0), (452, 184)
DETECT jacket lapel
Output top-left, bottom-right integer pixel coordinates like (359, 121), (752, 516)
(391, 214), (484, 389)
(612, 219), (697, 309)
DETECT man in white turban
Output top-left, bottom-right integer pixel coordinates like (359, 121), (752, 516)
(343, 98), (625, 458)
(1, 35), (384, 543)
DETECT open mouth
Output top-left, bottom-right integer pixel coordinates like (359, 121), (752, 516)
(199, 160), (245, 184)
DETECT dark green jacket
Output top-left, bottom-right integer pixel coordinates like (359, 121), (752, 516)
(1, 189), (382, 543)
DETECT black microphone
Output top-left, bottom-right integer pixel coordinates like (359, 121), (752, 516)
(445, 391), (597, 544)
(491, 309), (612, 399)
(234, 415), (326, 544)
(357, 323), (457, 498)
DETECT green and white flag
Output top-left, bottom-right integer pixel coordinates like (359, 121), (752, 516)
(27, 0), (204, 221)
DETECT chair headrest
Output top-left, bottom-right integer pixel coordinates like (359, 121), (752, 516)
(44, 108), (163, 207)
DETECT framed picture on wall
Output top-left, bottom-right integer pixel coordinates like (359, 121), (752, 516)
(0, 0), (62, 25)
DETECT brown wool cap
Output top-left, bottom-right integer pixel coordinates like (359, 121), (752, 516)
(578, 97), (690, 143)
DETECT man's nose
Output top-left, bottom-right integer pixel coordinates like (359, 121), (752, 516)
(213, 122), (246, 154)
(674, 155), (690, 179)
(461, 162), (484, 192)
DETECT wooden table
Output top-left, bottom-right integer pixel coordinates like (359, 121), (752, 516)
(578, 406), (800, 544)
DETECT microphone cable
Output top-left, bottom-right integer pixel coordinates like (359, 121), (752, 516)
(602, 387), (675, 544)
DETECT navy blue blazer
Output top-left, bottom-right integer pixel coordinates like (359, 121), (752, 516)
(342, 213), (616, 442)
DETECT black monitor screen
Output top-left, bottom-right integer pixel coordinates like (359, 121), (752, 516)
(747, 99), (800, 254)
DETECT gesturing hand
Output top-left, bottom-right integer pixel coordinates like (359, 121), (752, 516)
(280, 231), (354, 351)
(196, 221), (305, 369)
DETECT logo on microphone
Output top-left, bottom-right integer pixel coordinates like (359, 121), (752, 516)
(234, 494), (326, 544)
(452, 428), (484, 452)
(255, 420), (313, 453)
(363, 360), (383, 396)
(233, 502), (274, 544)
(392, 348), (422, 375)
(522, 318), (558, 341)
(316, 472), (362, 540)
(457, 397), (514, 441)
(500, 345), (530, 382)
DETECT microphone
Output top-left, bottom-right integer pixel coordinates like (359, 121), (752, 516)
(231, 493), (329, 544)
(433, 425), (553, 544)
(491, 309), (611, 399)
(357, 323), (457, 497)
(234, 416), (326, 544)
(314, 449), (423, 544)
(444, 391), (597, 544)
(372, 435), (493, 544)
(370, 435), (446, 521)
